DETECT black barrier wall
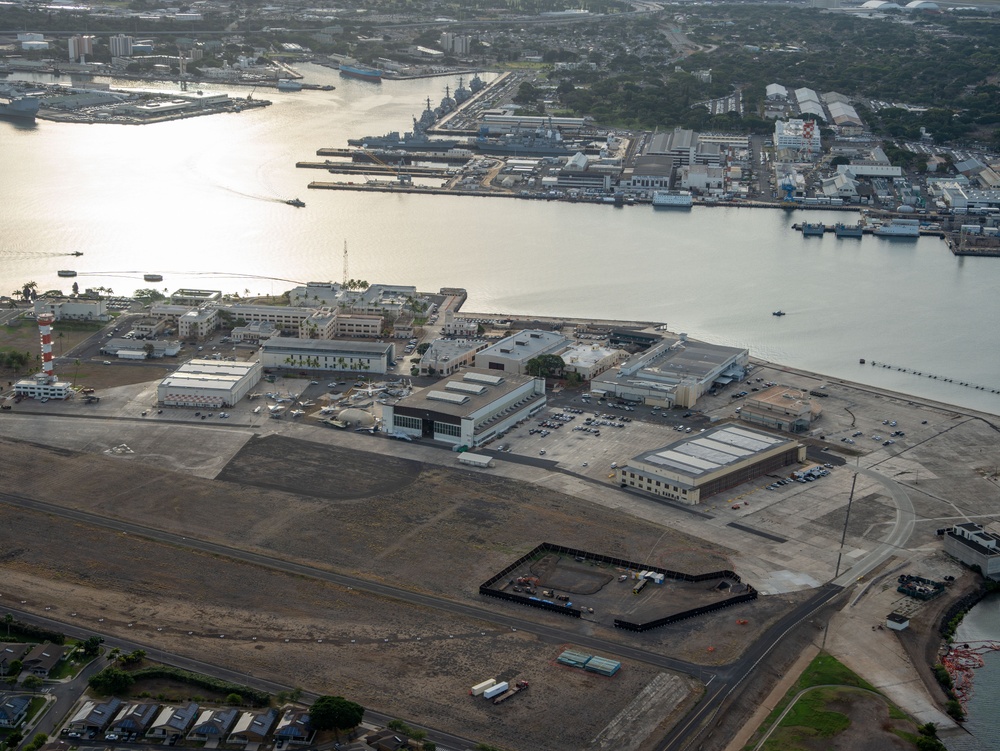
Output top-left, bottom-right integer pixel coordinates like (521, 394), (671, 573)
(480, 542), (754, 628)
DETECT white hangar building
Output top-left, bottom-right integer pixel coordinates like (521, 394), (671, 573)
(157, 359), (262, 408)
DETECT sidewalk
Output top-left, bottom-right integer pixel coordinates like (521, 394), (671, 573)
(723, 642), (821, 751)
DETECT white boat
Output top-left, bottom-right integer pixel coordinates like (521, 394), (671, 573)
(652, 190), (693, 209)
(874, 218), (920, 237)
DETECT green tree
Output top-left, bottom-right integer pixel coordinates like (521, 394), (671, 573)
(4, 613), (11, 636)
(308, 695), (364, 736)
(22, 674), (43, 691)
(5, 659), (22, 677)
(416, 343), (431, 355)
(226, 692), (243, 706)
(525, 354), (565, 378)
(81, 636), (103, 657)
(5, 730), (23, 748)
(88, 666), (135, 695)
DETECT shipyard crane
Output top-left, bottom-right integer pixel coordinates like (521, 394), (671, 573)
(358, 147), (411, 185)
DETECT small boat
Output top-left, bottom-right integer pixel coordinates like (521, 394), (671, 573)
(144, 274), (163, 282)
(772, 310), (786, 317)
(70, 251), (84, 256)
(57, 270), (77, 277)
(286, 198), (305, 208)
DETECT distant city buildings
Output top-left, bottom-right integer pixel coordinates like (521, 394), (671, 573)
(109, 34), (134, 57)
(67, 35), (95, 63)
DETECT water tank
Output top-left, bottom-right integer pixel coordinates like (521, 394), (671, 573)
(896, 204), (915, 213)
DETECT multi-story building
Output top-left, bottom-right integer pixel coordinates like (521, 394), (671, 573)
(67, 35), (95, 62)
(178, 307), (219, 341)
(774, 119), (822, 154)
(259, 339), (395, 374)
(334, 314), (383, 338)
(420, 339), (490, 376)
(474, 330), (569, 375)
(943, 523), (1000, 580)
(109, 34), (134, 57)
(33, 297), (108, 321)
(738, 386), (820, 433)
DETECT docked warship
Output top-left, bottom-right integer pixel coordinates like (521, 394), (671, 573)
(348, 89), (462, 152)
(473, 122), (573, 157)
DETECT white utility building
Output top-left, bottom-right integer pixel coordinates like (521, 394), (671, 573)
(259, 338), (395, 374)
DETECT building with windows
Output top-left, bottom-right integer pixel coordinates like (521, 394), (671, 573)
(226, 304), (313, 333)
(178, 307), (219, 341)
(101, 338), (181, 358)
(147, 704), (200, 738)
(383, 369), (546, 447)
(555, 342), (627, 381)
(618, 424), (805, 505)
(228, 709), (277, 745)
(259, 339), (395, 374)
(67, 34), (95, 62)
(33, 297), (108, 321)
(944, 523), (1000, 580)
(591, 335), (748, 408)
(774, 119), (822, 154)
(157, 359), (262, 408)
(109, 34), (134, 56)
(170, 289), (222, 306)
(334, 314), (383, 338)
(420, 338), (490, 376)
(619, 155), (675, 191)
(14, 373), (72, 401)
(231, 321), (277, 343)
(441, 310), (478, 338)
(474, 330), (569, 374)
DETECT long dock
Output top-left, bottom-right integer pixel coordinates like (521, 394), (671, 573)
(791, 223), (945, 238)
(316, 148), (474, 164)
(297, 161), (453, 178)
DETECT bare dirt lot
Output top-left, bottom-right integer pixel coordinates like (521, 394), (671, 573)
(500, 550), (750, 627)
(0, 433), (804, 750)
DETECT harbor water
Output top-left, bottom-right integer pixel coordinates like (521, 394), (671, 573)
(1, 64), (999, 415)
(953, 594), (1000, 743)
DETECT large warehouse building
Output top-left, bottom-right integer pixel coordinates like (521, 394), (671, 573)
(591, 335), (748, 408)
(618, 424), (805, 505)
(157, 359), (262, 408)
(382, 369), (546, 448)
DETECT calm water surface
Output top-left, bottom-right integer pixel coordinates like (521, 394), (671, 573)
(1, 64), (998, 414)
(954, 594), (1000, 743)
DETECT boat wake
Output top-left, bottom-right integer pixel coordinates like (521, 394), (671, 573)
(218, 186), (289, 204)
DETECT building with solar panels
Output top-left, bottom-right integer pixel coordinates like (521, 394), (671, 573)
(382, 369), (546, 447)
(618, 424), (805, 505)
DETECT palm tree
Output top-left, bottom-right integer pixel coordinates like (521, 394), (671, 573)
(73, 359), (81, 386)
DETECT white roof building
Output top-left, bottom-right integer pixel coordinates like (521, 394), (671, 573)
(157, 359), (262, 408)
(765, 83), (788, 100)
(474, 330), (570, 375)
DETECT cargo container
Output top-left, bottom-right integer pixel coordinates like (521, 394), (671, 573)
(483, 682), (509, 700)
(633, 578), (648, 595)
(471, 679), (497, 696)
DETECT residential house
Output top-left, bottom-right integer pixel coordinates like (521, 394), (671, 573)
(68, 698), (123, 733)
(0, 696), (30, 728)
(363, 730), (409, 751)
(22, 643), (67, 677)
(109, 703), (162, 735)
(147, 703), (199, 738)
(273, 710), (313, 745)
(0, 644), (30, 677)
(187, 708), (239, 741)
(228, 708), (277, 745)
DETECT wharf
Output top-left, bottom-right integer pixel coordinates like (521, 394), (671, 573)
(316, 148), (472, 164)
(298, 161), (453, 178)
(308, 181), (521, 198)
(791, 223), (944, 238)
(946, 234), (1000, 257)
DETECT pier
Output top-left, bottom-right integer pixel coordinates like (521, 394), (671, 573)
(315, 148), (473, 164)
(864, 360), (1000, 394)
(791, 223), (945, 238)
(297, 161), (454, 179)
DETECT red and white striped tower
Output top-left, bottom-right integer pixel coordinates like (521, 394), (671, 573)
(37, 313), (56, 381)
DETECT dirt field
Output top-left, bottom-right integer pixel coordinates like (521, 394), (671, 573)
(0, 433), (806, 750)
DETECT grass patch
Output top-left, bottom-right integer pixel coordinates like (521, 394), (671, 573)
(780, 689), (850, 738)
(796, 652), (877, 692)
(24, 696), (46, 724)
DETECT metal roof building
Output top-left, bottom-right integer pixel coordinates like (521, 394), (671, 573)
(157, 359), (262, 408)
(617, 424), (805, 505)
(383, 369), (546, 448)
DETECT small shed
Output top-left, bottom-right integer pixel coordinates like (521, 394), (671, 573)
(458, 452), (494, 468)
(886, 612), (910, 631)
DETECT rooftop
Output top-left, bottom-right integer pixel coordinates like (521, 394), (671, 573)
(630, 424), (795, 480)
(476, 330), (568, 364)
(396, 369), (539, 419)
(261, 339), (393, 355)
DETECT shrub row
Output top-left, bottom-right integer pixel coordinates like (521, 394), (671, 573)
(130, 667), (270, 707)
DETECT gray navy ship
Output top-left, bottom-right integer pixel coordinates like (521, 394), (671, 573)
(0, 85), (40, 121)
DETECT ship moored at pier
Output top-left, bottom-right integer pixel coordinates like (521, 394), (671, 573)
(651, 191), (693, 209)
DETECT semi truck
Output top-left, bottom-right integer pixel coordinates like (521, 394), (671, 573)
(492, 680), (529, 705)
